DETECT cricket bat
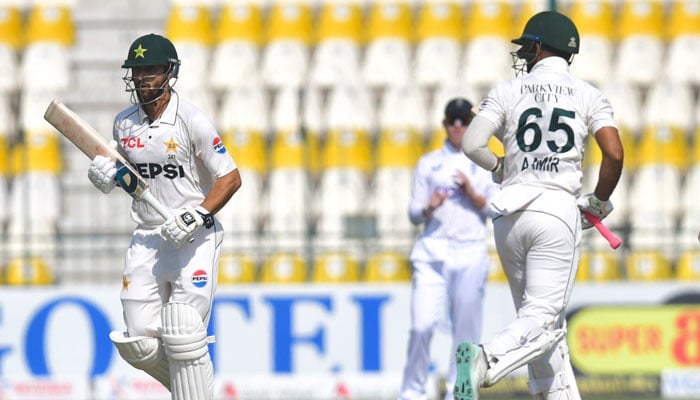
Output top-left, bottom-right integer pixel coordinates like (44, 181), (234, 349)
(43, 99), (173, 220)
(582, 211), (622, 250)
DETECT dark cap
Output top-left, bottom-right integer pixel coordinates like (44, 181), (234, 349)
(444, 97), (474, 123)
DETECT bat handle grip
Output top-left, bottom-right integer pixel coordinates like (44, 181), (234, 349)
(582, 211), (622, 249)
(142, 191), (196, 244)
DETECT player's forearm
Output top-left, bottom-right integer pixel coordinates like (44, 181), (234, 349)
(200, 168), (241, 215)
(462, 115), (500, 171)
(593, 127), (624, 201)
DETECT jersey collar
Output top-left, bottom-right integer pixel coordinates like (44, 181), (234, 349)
(138, 90), (179, 127)
(531, 56), (570, 73)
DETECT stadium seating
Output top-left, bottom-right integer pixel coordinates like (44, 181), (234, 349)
(413, 2), (462, 87)
(613, 0), (665, 88)
(487, 250), (507, 282)
(460, 1), (515, 90)
(577, 250), (622, 282)
(0, 4), (21, 94)
(308, 1), (363, 88)
(363, 250), (411, 282)
(311, 251), (361, 283)
(209, 2), (264, 90)
(625, 249), (672, 281)
(567, 0), (615, 87)
(362, 1), (413, 89)
(675, 249), (700, 280)
(663, 0), (700, 85)
(260, 252), (308, 283)
(261, 1), (313, 89)
(2, 256), (55, 285)
(218, 252), (258, 284)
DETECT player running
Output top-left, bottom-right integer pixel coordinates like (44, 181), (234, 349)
(87, 33), (241, 400)
(457, 11), (623, 400)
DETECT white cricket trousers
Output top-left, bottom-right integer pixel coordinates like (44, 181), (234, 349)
(120, 222), (223, 338)
(490, 193), (582, 400)
(398, 240), (489, 400)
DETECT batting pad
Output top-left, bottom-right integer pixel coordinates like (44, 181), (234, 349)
(110, 331), (171, 390)
(161, 302), (214, 400)
(484, 328), (565, 386)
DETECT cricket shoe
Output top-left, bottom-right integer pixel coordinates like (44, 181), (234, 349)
(454, 342), (487, 400)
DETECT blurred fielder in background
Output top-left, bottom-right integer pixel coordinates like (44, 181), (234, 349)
(398, 98), (500, 400)
(87, 33), (241, 400)
(458, 11), (623, 400)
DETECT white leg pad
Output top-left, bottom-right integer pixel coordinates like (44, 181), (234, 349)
(161, 302), (213, 400)
(110, 331), (171, 390)
(483, 329), (565, 386)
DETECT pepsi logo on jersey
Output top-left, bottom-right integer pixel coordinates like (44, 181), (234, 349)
(212, 137), (226, 154)
(191, 270), (208, 288)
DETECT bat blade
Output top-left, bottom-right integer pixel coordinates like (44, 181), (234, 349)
(582, 211), (622, 249)
(43, 99), (172, 220)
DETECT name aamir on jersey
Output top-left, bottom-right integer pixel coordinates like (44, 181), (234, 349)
(521, 83), (576, 103)
(521, 155), (560, 172)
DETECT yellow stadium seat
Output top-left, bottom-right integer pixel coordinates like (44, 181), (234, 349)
(667, 0), (700, 38)
(577, 251), (621, 282)
(625, 250), (672, 281)
(24, 6), (74, 46)
(165, 5), (213, 45)
(676, 250), (700, 280)
(0, 132), (8, 177)
(488, 250), (507, 282)
(315, 2), (363, 43)
(321, 128), (372, 173)
(365, 2), (412, 42)
(364, 251), (411, 283)
(270, 129), (320, 173)
(464, 1), (515, 40)
(266, 3), (312, 44)
(214, 3), (263, 45)
(568, 0), (614, 38)
(312, 251), (361, 283)
(636, 125), (688, 170)
(219, 253), (257, 284)
(415, 2), (462, 41)
(616, 0), (665, 39)
(376, 127), (423, 169)
(0, 6), (23, 49)
(10, 132), (63, 174)
(222, 128), (267, 175)
(260, 252), (307, 284)
(3, 256), (55, 285)
(585, 129), (636, 170)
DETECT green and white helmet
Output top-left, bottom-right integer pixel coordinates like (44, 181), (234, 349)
(122, 33), (180, 77)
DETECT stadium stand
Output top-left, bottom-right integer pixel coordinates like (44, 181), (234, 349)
(577, 250), (622, 282)
(311, 250), (361, 283)
(7, 0), (700, 285)
(625, 249), (673, 281)
(675, 249), (700, 280)
(218, 252), (258, 284)
(260, 251), (308, 284)
(363, 250), (411, 282)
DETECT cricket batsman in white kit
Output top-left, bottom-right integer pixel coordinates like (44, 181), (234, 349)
(456, 11), (624, 400)
(87, 33), (241, 400)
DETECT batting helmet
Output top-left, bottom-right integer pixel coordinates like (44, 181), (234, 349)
(122, 33), (181, 77)
(511, 11), (579, 55)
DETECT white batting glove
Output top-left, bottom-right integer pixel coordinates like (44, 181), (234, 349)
(491, 157), (504, 184)
(577, 193), (613, 230)
(161, 206), (206, 247)
(88, 155), (117, 194)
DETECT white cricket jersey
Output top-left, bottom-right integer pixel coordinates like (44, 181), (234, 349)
(113, 91), (237, 228)
(477, 57), (616, 214)
(408, 141), (499, 243)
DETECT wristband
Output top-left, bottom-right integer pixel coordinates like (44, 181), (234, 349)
(195, 206), (214, 229)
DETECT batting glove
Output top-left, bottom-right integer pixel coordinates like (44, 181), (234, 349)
(88, 155), (117, 194)
(161, 206), (209, 247)
(491, 157), (504, 184)
(577, 193), (613, 230)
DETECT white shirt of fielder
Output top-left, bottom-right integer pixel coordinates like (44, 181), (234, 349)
(113, 91), (237, 228)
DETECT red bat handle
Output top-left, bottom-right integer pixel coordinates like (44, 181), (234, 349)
(582, 211), (622, 249)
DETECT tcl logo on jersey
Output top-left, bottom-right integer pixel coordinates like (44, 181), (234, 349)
(121, 137), (146, 148)
(192, 270), (208, 288)
(212, 137), (227, 154)
(135, 163), (185, 179)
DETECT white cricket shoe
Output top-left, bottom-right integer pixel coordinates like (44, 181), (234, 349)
(454, 342), (487, 400)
